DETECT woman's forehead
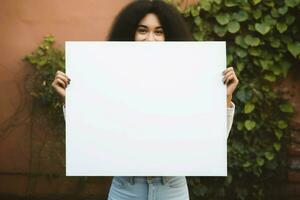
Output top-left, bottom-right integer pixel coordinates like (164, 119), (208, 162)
(138, 13), (162, 28)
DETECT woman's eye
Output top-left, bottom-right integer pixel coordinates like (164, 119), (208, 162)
(137, 28), (147, 34)
(155, 30), (164, 35)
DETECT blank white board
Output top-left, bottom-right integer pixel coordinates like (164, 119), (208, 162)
(65, 41), (227, 176)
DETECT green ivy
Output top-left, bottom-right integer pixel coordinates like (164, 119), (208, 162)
(24, 35), (65, 129)
(178, 0), (299, 199)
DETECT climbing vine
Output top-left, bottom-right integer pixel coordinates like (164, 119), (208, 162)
(24, 35), (65, 130)
(177, 0), (299, 199)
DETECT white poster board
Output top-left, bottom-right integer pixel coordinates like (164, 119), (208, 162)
(65, 41), (227, 176)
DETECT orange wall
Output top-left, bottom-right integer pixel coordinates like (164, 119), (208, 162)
(0, 0), (131, 198)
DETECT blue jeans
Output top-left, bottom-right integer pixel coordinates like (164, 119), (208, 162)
(108, 176), (189, 200)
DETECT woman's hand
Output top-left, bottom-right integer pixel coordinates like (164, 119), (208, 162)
(222, 66), (239, 107)
(51, 70), (70, 100)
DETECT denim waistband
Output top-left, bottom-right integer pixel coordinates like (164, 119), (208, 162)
(124, 176), (172, 185)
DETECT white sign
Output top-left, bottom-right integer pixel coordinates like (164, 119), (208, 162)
(65, 41), (227, 176)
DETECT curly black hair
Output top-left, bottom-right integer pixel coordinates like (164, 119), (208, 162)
(107, 0), (193, 41)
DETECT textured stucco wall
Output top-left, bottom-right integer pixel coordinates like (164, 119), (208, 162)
(0, 0), (131, 198)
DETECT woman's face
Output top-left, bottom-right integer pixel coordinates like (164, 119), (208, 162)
(134, 13), (165, 41)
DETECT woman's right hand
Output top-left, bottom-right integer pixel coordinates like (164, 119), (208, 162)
(51, 70), (70, 99)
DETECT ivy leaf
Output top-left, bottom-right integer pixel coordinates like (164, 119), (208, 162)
(255, 23), (271, 35)
(264, 74), (276, 82)
(235, 35), (248, 48)
(278, 6), (288, 15)
(253, 9), (262, 19)
(236, 48), (247, 58)
(279, 60), (292, 77)
(194, 16), (202, 26)
(200, 0), (212, 11)
(227, 54), (233, 65)
(256, 157), (264, 166)
(228, 21), (240, 33)
(216, 13), (230, 25)
(225, 0), (238, 7)
(244, 35), (260, 46)
(193, 32), (204, 41)
(252, 0), (262, 5)
(236, 87), (252, 102)
(277, 120), (288, 129)
(249, 48), (261, 56)
(237, 121), (244, 130)
(264, 1), (275, 7)
(243, 161), (252, 168)
(37, 58), (47, 67)
(270, 38), (281, 48)
(44, 35), (55, 43)
(287, 42), (300, 58)
(259, 59), (274, 70)
(285, 0), (300, 7)
(271, 8), (279, 18)
(214, 0), (222, 4)
(276, 23), (288, 33)
(237, 61), (245, 72)
(244, 103), (255, 114)
(279, 103), (294, 113)
(245, 120), (256, 131)
(286, 15), (295, 25)
(233, 10), (249, 22)
(264, 152), (275, 160)
(272, 65), (282, 76)
(273, 143), (281, 152)
(213, 24), (227, 37)
(191, 6), (200, 17)
(264, 15), (277, 26)
(275, 130), (283, 140)
(25, 55), (37, 64)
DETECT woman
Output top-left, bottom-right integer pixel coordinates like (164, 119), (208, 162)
(52, 1), (239, 200)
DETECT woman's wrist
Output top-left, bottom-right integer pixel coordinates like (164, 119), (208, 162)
(227, 94), (233, 108)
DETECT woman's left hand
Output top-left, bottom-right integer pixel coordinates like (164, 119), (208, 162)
(222, 66), (239, 107)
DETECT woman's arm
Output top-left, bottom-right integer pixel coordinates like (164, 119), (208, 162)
(223, 67), (239, 138)
(52, 70), (70, 120)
